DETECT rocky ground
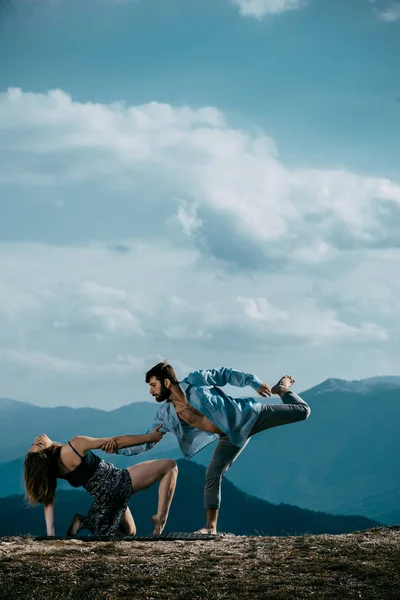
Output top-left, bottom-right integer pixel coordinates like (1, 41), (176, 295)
(1, 527), (399, 600)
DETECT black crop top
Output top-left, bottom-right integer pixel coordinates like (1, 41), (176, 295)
(59, 441), (101, 488)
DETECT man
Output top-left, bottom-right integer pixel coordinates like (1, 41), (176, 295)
(104, 363), (311, 534)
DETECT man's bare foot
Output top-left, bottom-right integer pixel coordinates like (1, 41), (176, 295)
(271, 375), (295, 396)
(194, 527), (217, 535)
(67, 513), (83, 537)
(152, 514), (166, 535)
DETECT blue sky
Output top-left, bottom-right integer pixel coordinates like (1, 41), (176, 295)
(0, 0), (399, 408)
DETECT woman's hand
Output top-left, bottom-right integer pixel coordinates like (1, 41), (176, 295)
(101, 438), (118, 454)
(147, 425), (165, 443)
(100, 428), (164, 452)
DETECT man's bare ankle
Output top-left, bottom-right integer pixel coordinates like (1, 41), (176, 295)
(194, 526), (217, 534)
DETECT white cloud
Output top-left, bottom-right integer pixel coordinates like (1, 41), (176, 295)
(0, 348), (140, 376)
(1, 88), (400, 406)
(236, 296), (388, 343)
(236, 296), (288, 323)
(117, 354), (146, 371)
(1, 349), (87, 375)
(367, 0), (400, 22)
(175, 201), (203, 237)
(86, 305), (144, 335)
(1, 87), (400, 273)
(378, 3), (400, 21)
(0, 239), (397, 407)
(232, 0), (305, 19)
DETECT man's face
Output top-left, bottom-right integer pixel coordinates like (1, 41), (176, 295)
(149, 376), (171, 403)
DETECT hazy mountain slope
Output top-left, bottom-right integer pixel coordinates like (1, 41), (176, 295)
(185, 382), (400, 523)
(0, 399), (178, 464)
(1, 377), (398, 524)
(0, 460), (378, 537)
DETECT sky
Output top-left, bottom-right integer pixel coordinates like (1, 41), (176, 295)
(0, 0), (399, 409)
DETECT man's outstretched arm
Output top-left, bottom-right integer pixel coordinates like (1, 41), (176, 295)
(184, 367), (271, 396)
(103, 424), (166, 456)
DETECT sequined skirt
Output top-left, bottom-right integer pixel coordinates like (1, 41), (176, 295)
(80, 460), (132, 536)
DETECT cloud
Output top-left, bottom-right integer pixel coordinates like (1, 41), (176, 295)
(175, 201), (203, 237)
(236, 296), (388, 343)
(108, 243), (131, 254)
(0, 238), (396, 407)
(0, 348), (144, 376)
(232, 0), (305, 19)
(0, 241), (390, 350)
(1, 87), (400, 276)
(1, 88), (400, 406)
(378, 3), (400, 21)
(367, 0), (400, 22)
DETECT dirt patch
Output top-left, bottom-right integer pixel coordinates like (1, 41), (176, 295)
(1, 527), (399, 599)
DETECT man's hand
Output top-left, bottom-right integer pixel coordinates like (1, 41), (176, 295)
(148, 424), (165, 443)
(257, 382), (272, 398)
(102, 438), (118, 454)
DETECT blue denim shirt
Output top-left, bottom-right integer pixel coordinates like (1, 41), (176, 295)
(117, 367), (263, 459)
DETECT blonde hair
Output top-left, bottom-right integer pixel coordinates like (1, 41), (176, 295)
(24, 443), (63, 505)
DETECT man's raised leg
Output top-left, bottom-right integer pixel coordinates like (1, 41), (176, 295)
(250, 375), (311, 436)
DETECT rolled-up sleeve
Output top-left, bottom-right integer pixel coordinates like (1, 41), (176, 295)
(184, 368), (262, 391)
(117, 414), (168, 456)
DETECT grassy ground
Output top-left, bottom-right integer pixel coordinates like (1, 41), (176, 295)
(1, 527), (399, 600)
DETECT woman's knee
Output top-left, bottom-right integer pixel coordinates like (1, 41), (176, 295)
(121, 522), (136, 536)
(122, 522), (136, 536)
(163, 458), (178, 473)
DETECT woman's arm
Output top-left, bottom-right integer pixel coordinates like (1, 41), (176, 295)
(70, 432), (160, 455)
(44, 503), (55, 537)
(113, 432), (157, 449)
(103, 425), (165, 454)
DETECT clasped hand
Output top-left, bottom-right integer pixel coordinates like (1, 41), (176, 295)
(101, 425), (165, 454)
(257, 382), (272, 398)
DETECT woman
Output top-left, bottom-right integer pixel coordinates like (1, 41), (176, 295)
(24, 427), (177, 537)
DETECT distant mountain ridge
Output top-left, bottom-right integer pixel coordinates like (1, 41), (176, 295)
(1, 376), (399, 525)
(2, 375), (399, 410)
(0, 399), (178, 465)
(0, 460), (379, 537)
(0, 397), (33, 409)
(306, 376), (400, 394)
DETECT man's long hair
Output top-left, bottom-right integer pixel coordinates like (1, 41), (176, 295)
(24, 443), (63, 505)
(145, 361), (179, 385)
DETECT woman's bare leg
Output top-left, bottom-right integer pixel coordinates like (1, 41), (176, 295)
(116, 507), (136, 536)
(127, 459), (178, 534)
(67, 513), (83, 536)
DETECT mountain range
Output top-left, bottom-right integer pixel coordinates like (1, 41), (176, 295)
(1, 376), (399, 525)
(0, 459), (378, 537)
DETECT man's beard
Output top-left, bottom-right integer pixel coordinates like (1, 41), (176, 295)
(155, 383), (171, 403)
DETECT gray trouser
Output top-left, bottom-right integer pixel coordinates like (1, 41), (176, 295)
(204, 391), (311, 509)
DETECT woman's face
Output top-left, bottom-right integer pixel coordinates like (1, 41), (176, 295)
(29, 434), (53, 453)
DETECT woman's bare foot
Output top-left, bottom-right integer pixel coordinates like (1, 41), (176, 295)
(194, 527), (217, 535)
(152, 514), (166, 535)
(271, 375), (295, 396)
(66, 513), (83, 537)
